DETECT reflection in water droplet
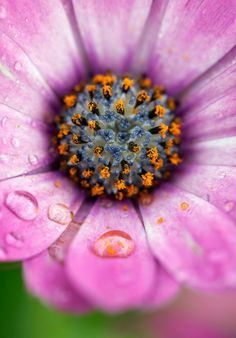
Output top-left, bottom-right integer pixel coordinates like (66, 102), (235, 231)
(14, 61), (22, 71)
(48, 203), (72, 225)
(1, 116), (7, 127)
(223, 201), (234, 212)
(11, 137), (20, 148)
(94, 230), (135, 258)
(0, 5), (6, 19)
(5, 191), (39, 221)
(5, 232), (23, 248)
(28, 154), (38, 165)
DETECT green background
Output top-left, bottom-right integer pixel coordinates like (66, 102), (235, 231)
(0, 265), (154, 338)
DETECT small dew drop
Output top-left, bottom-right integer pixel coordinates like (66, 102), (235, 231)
(47, 203), (72, 225)
(93, 230), (135, 258)
(14, 61), (22, 71)
(11, 137), (20, 148)
(28, 154), (39, 165)
(1, 116), (8, 127)
(223, 201), (234, 212)
(5, 191), (39, 221)
(5, 232), (23, 248)
(0, 5), (6, 19)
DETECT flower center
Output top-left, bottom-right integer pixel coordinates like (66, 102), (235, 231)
(54, 73), (182, 199)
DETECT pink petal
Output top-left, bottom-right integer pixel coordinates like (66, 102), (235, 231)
(0, 105), (55, 179)
(144, 266), (180, 310)
(23, 250), (91, 313)
(139, 183), (236, 291)
(66, 199), (158, 312)
(0, 0), (85, 94)
(72, 0), (152, 72)
(173, 165), (236, 222)
(146, 0), (236, 94)
(0, 31), (57, 100)
(0, 172), (85, 261)
(181, 45), (236, 111)
(0, 75), (57, 117)
(182, 89), (236, 141)
(183, 136), (236, 166)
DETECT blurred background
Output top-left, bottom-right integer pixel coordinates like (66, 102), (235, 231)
(1, 265), (236, 338)
(0, 265), (153, 338)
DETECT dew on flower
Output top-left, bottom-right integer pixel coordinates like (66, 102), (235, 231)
(54, 73), (181, 200)
(93, 230), (135, 258)
(5, 232), (23, 248)
(5, 190), (39, 221)
(223, 201), (234, 212)
(47, 203), (73, 225)
(28, 154), (39, 165)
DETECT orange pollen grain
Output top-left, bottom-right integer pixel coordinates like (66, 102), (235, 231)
(115, 179), (126, 191)
(147, 147), (159, 161)
(115, 99), (125, 113)
(58, 143), (69, 155)
(159, 123), (169, 138)
(88, 120), (97, 130)
(169, 153), (182, 165)
(70, 154), (79, 165)
(137, 90), (150, 104)
(180, 202), (189, 211)
(100, 166), (110, 179)
(141, 172), (154, 187)
(157, 217), (165, 224)
(102, 85), (112, 98)
(122, 77), (134, 91)
(91, 184), (104, 196)
(82, 169), (93, 178)
(155, 105), (166, 118)
(63, 94), (77, 108)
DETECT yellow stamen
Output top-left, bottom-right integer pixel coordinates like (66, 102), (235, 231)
(141, 172), (154, 187)
(115, 179), (126, 190)
(58, 143), (69, 155)
(155, 105), (166, 118)
(115, 99), (125, 114)
(122, 77), (134, 92)
(103, 85), (112, 99)
(63, 94), (77, 108)
(91, 184), (104, 196)
(169, 153), (182, 165)
(159, 123), (168, 138)
(82, 169), (93, 178)
(70, 154), (79, 165)
(94, 146), (103, 157)
(136, 90), (150, 104)
(88, 120), (97, 130)
(100, 166), (110, 179)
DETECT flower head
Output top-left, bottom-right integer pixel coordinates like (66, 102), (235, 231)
(1, 0), (236, 314)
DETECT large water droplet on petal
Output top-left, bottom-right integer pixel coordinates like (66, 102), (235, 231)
(47, 203), (72, 225)
(5, 191), (39, 221)
(93, 230), (135, 258)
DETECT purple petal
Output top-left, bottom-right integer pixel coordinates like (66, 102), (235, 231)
(0, 172), (85, 261)
(146, 0), (236, 94)
(0, 105), (55, 180)
(72, 0), (152, 72)
(173, 165), (236, 222)
(23, 250), (91, 313)
(0, 0), (85, 94)
(66, 199), (158, 312)
(139, 183), (236, 291)
(183, 136), (236, 166)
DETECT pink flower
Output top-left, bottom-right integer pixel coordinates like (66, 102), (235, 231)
(1, 0), (236, 314)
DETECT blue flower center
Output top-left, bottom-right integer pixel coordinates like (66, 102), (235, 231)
(55, 73), (182, 199)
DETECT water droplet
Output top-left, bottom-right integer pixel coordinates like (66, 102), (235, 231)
(14, 61), (22, 71)
(5, 232), (23, 248)
(48, 203), (72, 225)
(11, 137), (20, 148)
(28, 154), (38, 165)
(223, 201), (234, 212)
(5, 191), (39, 221)
(0, 5), (6, 19)
(93, 230), (135, 258)
(1, 116), (7, 127)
